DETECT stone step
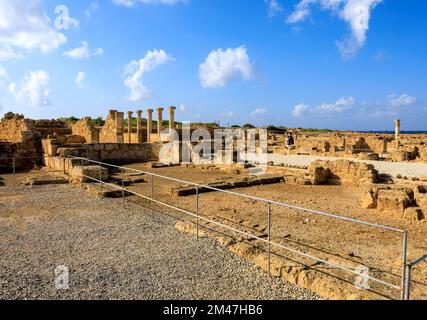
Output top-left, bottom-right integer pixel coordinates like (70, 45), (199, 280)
(171, 175), (284, 197)
(23, 175), (69, 186)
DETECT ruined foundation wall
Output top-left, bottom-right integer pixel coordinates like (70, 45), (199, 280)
(72, 117), (99, 143)
(99, 111), (124, 144)
(307, 159), (378, 187)
(0, 113), (41, 167)
(42, 138), (162, 164)
(33, 120), (72, 138)
(0, 113), (35, 143)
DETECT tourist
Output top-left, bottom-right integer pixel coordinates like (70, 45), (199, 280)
(287, 133), (295, 148)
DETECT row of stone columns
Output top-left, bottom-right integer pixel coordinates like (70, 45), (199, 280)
(126, 107), (176, 143)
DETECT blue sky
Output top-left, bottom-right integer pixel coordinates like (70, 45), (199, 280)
(0, 0), (426, 131)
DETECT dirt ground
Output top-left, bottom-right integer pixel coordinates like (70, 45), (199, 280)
(120, 163), (427, 300)
(0, 183), (320, 300)
(1, 164), (426, 300)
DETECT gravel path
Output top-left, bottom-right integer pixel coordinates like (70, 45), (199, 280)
(0, 184), (319, 300)
(268, 154), (427, 178)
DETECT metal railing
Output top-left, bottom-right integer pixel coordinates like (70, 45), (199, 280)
(1, 155), (64, 190)
(404, 253), (427, 300)
(61, 155), (410, 300)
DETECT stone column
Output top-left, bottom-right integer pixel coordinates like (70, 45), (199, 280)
(157, 107), (164, 139)
(97, 117), (103, 126)
(136, 110), (143, 144)
(395, 119), (401, 140)
(168, 106), (176, 132)
(115, 111), (124, 144)
(147, 109), (153, 142)
(127, 111), (133, 143)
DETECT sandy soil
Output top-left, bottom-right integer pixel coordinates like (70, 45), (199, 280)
(1, 164), (426, 299)
(0, 184), (319, 300)
(118, 163), (427, 300)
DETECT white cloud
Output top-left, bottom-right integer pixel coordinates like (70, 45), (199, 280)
(76, 71), (86, 89)
(84, 2), (100, 19)
(0, 44), (24, 61)
(0, 64), (9, 84)
(266, 0), (283, 18)
(112, 0), (187, 7)
(388, 94), (417, 108)
(93, 48), (104, 56)
(292, 97), (355, 117)
(124, 49), (174, 101)
(292, 103), (310, 117)
(63, 41), (104, 59)
(251, 108), (268, 118)
(287, 0), (383, 59)
(0, 0), (67, 54)
(199, 46), (253, 89)
(0, 65), (8, 110)
(316, 96), (355, 113)
(9, 70), (51, 107)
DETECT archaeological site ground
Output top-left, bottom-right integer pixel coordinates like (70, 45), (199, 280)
(1, 110), (426, 301)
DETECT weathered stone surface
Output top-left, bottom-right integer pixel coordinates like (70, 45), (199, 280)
(403, 207), (425, 221)
(362, 191), (377, 209)
(307, 166), (331, 185)
(358, 153), (380, 161)
(72, 117), (99, 143)
(86, 184), (132, 198)
(99, 110), (124, 144)
(286, 176), (312, 185)
(171, 175), (285, 197)
(23, 176), (68, 186)
(308, 159), (378, 187)
(377, 188), (415, 218)
(71, 165), (109, 183)
(56, 147), (87, 157)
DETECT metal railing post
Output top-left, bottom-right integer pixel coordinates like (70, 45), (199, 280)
(121, 168), (125, 202)
(99, 165), (103, 194)
(401, 232), (408, 300)
(196, 186), (199, 239)
(12, 157), (16, 191)
(150, 175), (154, 214)
(67, 157), (71, 182)
(268, 202), (271, 277)
(404, 264), (412, 300)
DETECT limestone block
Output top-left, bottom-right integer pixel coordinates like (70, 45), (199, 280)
(71, 165), (109, 183)
(309, 167), (331, 185)
(362, 192), (377, 209)
(403, 207), (425, 221)
(377, 189), (415, 218)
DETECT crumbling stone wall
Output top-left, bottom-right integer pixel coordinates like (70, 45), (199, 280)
(99, 110), (124, 144)
(421, 148), (427, 162)
(33, 119), (71, 138)
(0, 113), (41, 167)
(0, 112), (35, 143)
(362, 185), (426, 221)
(72, 117), (99, 143)
(42, 138), (161, 164)
(307, 159), (378, 187)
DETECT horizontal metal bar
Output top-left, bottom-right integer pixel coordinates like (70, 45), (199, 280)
(69, 156), (405, 234)
(80, 172), (401, 291)
(409, 253), (427, 266)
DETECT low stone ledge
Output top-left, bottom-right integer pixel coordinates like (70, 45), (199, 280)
(171, 175), (285, 197)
